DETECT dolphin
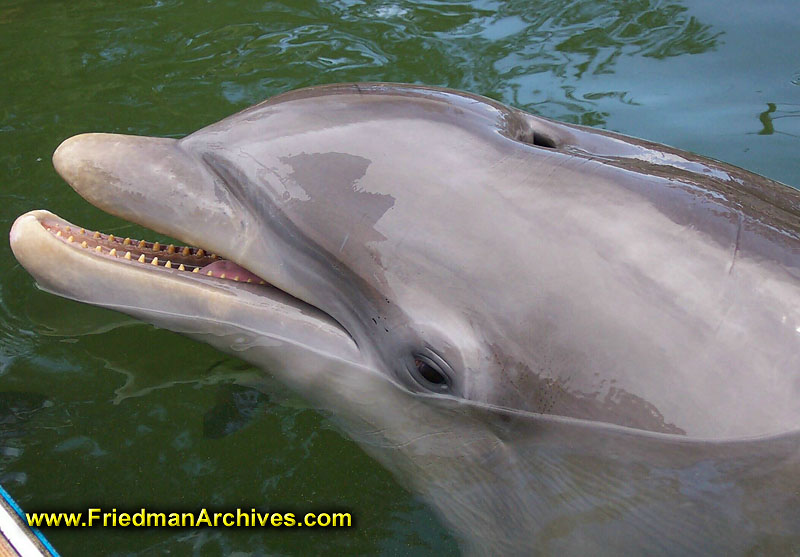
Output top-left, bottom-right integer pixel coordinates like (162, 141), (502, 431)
(9, 83), (800, 554)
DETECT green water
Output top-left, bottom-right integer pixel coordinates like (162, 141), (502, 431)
(1, 0), (798, 555)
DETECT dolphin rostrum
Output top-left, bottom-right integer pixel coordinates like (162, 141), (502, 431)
(10, 83), (800, 554)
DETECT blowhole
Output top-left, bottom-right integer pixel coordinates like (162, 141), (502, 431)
(531, 131), (557, 149)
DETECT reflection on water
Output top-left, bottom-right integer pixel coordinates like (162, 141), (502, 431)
(1, 0), (722, 133)
(757, 102), (800, 137)
(0, 0), (798, 555)
(202, 384), (266, 439)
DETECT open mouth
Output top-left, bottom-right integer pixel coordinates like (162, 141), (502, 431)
(9, 132), (292, 305)
(36, 213), (268, 286)
(12, 205), (363, 364)
(10, 133), (363, 366)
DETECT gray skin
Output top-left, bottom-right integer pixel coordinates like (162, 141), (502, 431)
(9, 83), (800, 554)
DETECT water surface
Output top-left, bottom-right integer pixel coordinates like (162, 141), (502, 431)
(1, 0), (798, 555)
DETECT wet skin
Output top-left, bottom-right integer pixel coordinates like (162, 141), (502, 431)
(9, 84), (800, 554)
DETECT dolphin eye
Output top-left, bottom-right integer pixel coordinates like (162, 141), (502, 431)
(412, 357), (449, 389)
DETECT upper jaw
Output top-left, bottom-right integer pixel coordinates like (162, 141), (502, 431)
(51, 132), (251, 265)
(49, 132), (310, 306)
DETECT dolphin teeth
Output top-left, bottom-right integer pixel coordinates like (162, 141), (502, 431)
(46, 220), (246, 281)
(259, 280), (266, 285)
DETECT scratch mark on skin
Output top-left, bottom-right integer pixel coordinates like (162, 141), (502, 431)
(728, 214), (744, 275)
(488, 154), (510, 171)
(339, 233), (349, 252)
(390, 430), (454, 449)
(713, 303), (734, 337)
(358, 428), (454, 449)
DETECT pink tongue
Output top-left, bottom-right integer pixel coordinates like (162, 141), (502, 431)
(198, 260), (265, 284)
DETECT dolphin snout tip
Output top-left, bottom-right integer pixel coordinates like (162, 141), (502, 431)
(52, 133), (105, 183)
(10, 210), (41, 244)
(9, 210), (52, 264)
(51, 133), (149, 202)
(52, 133), (180, 189)
(9, 211), (34, 250)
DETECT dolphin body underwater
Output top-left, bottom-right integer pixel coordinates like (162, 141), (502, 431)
(9, 83), (800, 554)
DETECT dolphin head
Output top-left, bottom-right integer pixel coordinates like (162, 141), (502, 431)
(12, 82), (800, 433)
(11, 83), (800, 552)
(14, 84), (572, 414)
